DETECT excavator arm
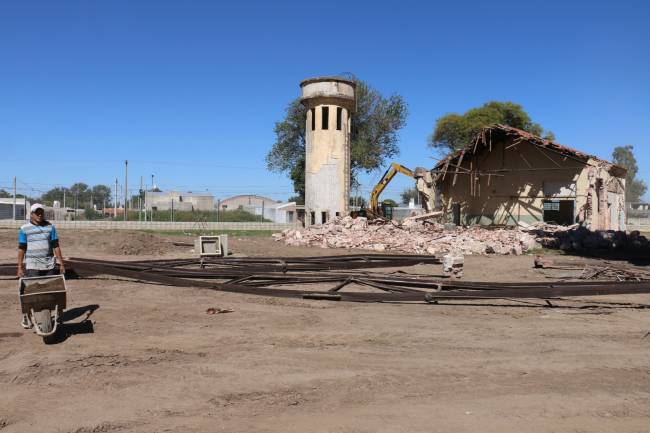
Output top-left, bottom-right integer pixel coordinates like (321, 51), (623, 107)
(369, 163), (414, 214)
(368, 163), (436, 216)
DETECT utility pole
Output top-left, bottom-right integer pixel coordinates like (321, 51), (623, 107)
(143, 176), (147, 222)
(151, 174), (155, 222)
(124, 160), (128, 221)
(115, 178), (118, 219)
(139, 176), (143, 222)
(12, 176), (16, 220)
(217, 199), (220, 223)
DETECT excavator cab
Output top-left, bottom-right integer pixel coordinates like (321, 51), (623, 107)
(380, 202), (394, 220)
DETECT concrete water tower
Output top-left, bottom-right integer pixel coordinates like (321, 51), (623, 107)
(300, 76), (356, 225)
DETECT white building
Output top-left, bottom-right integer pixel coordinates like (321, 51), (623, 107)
(145, 191), (214, 211)
(0, 197), (29, 220)
(249, 201), (298, 224)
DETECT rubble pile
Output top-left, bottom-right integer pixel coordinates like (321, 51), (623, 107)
(274, 216), (538, 256)
(522, 222), (650, 251)
(442, 253), (464, 278)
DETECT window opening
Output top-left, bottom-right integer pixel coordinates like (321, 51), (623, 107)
(336, 107), (342, 130)
(310, 211), (315, 225)
(311, 108), (315, 131)
(321, 211), (327, 223)
(321, 106), (329, 130)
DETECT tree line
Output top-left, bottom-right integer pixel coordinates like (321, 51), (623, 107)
(38, 183), (113, 209)
(267, 77), (646, 203)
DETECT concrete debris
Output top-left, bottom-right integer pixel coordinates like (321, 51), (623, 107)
(274, 216), (538, 256)
(442, 253), (464, 279)
(522, 222), (650, 252)
(402, 211), (444, 224)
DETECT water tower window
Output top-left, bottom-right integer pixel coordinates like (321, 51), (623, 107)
(321, 106), (329, 130)
(336, 107), (342, 130)
(310, 108), (315, 130)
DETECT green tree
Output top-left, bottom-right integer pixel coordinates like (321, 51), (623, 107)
(400, 187), (418, 205)
(429, 101), (554, 153)
(83, 206), (104, 220)
(40, 187), (70, 206)
(612, 145), (647, 202)
(266, 78), (408, 200)
(92, 184), (112, 208)
(69, 182), (90, 207)
(0, 189), (10, 198)
(41, 184), (113, 208)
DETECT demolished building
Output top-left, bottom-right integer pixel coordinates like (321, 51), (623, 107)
(432, 124), (627, 231)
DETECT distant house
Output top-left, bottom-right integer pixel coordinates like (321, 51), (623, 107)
(219, 194), (279, 211)
(103, 207), (125, 217)
(255, 201), (299, 223)
(145, 191), (214, 212)
(219, 195), (299, 223)
(0, 197), (29, 220)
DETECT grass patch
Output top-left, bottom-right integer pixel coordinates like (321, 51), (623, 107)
(145, 229), (277, 237)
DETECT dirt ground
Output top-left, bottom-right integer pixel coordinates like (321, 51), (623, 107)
(1, 229), (649, 433)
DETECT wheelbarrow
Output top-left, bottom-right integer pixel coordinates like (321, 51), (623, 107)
(19, 275), (67, 342)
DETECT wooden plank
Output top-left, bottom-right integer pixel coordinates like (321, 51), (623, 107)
(452, 150), (466, 187)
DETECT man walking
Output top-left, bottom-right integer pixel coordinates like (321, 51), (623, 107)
(17, 203), (65, 328)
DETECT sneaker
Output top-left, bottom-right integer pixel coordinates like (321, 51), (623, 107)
(21, 314), (32, 329)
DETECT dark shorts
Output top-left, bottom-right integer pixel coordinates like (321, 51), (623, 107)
(25, 268), (59, 278)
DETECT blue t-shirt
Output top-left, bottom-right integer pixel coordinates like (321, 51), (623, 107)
(18, 221), (58, 270)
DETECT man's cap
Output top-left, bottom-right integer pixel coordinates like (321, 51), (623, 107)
(30, 203), (45, 213)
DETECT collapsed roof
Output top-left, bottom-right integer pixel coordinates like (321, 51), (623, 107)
(433, 124), (627, 178)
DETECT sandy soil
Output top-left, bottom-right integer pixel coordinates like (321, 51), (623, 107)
(1, 229), (649, 433)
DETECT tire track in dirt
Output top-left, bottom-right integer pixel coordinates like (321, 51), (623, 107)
(2, 348), (208, 385)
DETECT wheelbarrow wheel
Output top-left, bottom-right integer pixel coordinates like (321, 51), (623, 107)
(33, 309), (53, 334)
(43, 333), (58, 344)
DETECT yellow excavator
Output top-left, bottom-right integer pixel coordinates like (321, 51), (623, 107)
(367, 162), (435, 217)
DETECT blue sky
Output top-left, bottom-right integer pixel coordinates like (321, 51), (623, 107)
(1, 0), (649, 202)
